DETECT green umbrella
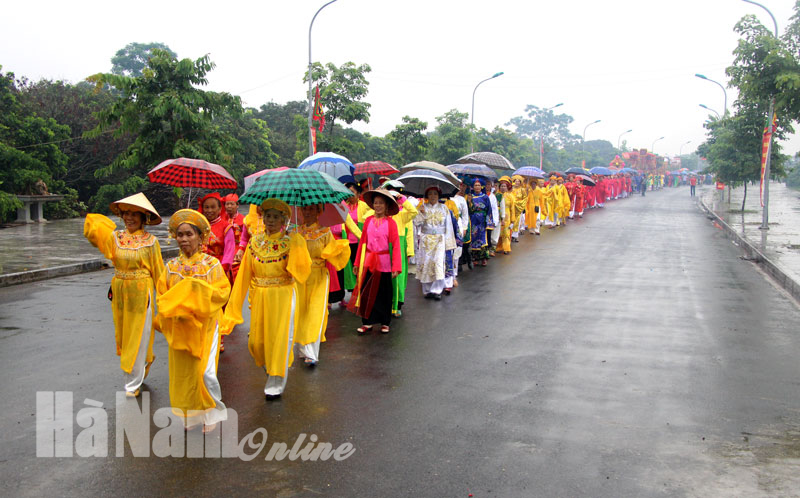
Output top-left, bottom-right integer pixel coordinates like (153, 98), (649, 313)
(240, 168), (352, 206)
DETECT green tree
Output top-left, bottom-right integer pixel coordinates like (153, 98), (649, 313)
(427, 109), (472, 165)
(506, 105), (579, 147)
(306, 61), (372, 133)
(16, 78), (131, 209)
(0, 67), (71, 221)
(85, 49), (245, 212)
(474, 126), (537, 167)
(254, 101), (306, 166)
(111, 42), (177, 77)
(387, 116), (428, 165)
(703, 104), (785, 210)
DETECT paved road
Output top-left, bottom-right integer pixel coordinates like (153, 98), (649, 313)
(2, 188), (799, 497)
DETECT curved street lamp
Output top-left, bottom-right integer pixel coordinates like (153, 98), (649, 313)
(470, 71), (504, 152)
(539, 103), (564, 168)
(307, 0), (340, 156)
(651, 136), (664, 154)
(742, 0), (779, 230)
(617, 129), (632, 151)
(581, 119), (601, 167)
(699, 104), (720, 119)
(695, 73), (728, 118)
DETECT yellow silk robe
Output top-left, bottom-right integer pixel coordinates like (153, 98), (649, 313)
(556, 184), (571, 219)
(154, 251), (230, 423)
(528, 187), (545, 223)
(499, 191), (515, 252)
(222, 231), (311, 376)
(84, 214), (163, 374)
(511, 189), (526, 232)
(541, 185), (559, 223)
(293, 223), (350, 347)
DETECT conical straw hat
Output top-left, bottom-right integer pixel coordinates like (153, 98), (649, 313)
(109, 192), (162, 225)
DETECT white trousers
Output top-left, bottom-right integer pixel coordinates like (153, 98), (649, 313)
(422, 280), (445, 295)
(124, 291), (152, 394)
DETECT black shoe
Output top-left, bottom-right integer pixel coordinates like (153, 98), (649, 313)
(433, 293), (442, 301)
(424, 293), (433, 299)
(265, 393), (281, 401)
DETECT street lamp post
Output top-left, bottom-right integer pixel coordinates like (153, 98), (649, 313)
(742, 0), (778, 230)
(679, 140), (692, 158)
(617, 129), (632, 151)
(695, 73), (728, 118)
(699, 104), (720, 119)
(470, 71), (504, 152)
(539, 103), (563, 169)
(581, 119), (601, 167)
(651, 136), (664, 154)
(307, 0), (339, 156)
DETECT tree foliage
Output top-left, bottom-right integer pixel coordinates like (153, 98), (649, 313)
(85, 49), (250, 211)
(387, 116), (428, 165)
(307, 61), (372, 132)
(506, 105), (579, 147)
(111, 42), (177, 77)
(0, 67), (71, 221)
(427, 109), (472, 165)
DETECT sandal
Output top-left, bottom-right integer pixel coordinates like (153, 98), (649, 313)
(125, 388), (140, 398)
(380, 325), (390, 334)
(202, 422), (219, 434)
(357, 325), (373, 334)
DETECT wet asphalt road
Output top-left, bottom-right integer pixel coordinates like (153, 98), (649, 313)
(1, 188), (799, 497)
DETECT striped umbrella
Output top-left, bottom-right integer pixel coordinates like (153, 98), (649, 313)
(298, 152), (354, 181)
(514, 166), (546, 179)
(240, 168), (352, 206)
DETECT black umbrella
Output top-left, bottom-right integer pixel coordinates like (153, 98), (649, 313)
(396, 170), (459, 198)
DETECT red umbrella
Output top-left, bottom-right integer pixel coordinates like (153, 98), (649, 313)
(353, 161), (398, 176)
(147, 157), (237, 207)
(148, 158), (237, 189)
(244, 167), (289, 191)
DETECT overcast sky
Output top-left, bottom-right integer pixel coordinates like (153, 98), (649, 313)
(2, 0), (798, 159)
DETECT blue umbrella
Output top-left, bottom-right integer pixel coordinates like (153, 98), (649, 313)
(589, 166), (614, 176)
(619, 167), (637, 174)
(298, 152), (354, 180)
(514, 166), (546, 179)
(447, 163), (498, 180)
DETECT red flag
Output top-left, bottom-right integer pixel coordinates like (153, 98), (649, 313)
(312, 85), (325, 132)
(760, 113), (777, 207)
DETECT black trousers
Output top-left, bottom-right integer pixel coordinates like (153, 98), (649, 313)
(360, 270), (393, 326)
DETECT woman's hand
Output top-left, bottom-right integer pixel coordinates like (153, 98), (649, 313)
(353, 266), (359, 275)
(233, 248), (244, 263)
(391, 271), (400, 278)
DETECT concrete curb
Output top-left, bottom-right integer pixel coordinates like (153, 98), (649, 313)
(698, 197), (800, 302)
(0, 247), (180, 288)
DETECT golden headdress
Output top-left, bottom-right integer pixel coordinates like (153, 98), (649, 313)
(169, 209), (211, 242)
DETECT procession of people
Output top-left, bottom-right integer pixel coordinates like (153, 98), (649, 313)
(83, 158), (669, 433)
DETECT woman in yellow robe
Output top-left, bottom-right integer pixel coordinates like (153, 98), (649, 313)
(527, 179), (545, 235)
(293, 204), (350, 366)
(222, 199), (311, 399)
(541, 177), (560, 227)
(510, 175), (527, 239)
(154, 209), (231, 432)
(556, 177), (571, 224)
(497, 176), (515, 254)
(83, 192), (163, 398)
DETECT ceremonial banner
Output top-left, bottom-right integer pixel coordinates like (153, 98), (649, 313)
(312, 85), (326, 132)
(760, 113), (777, 207)
(539, 136), (544, 169)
